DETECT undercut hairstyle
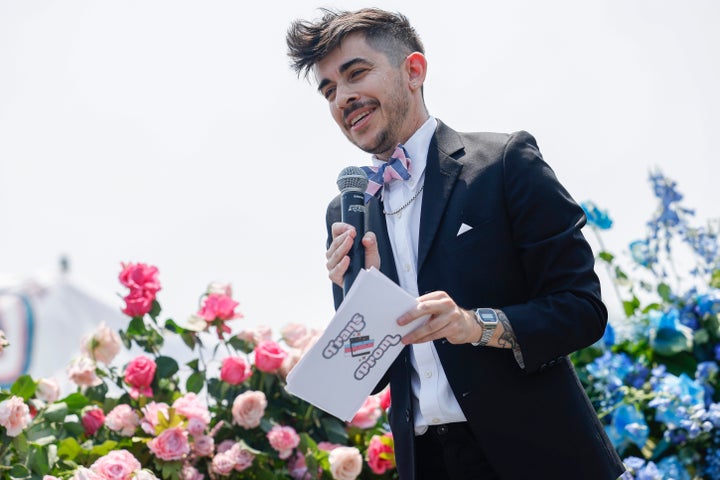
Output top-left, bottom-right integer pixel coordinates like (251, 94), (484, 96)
(286, 8), (424, 79)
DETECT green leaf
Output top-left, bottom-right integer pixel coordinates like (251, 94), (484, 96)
(11, 375), (37, 400)
(598, 251), (614, 263)
(90, 440), (119, 457)
(149, 299), (162, 319)
(8, 464), (31, 480)
(186, 372), (205, 393)
(657, 283), (672, 302)
(28, 444), (52, 475)
(186, 359), (199, 371)
(160, 460), (182, 480)
(57, 437), (83, 461)
(623, 296), (641, 317)
(126, 316), (148, 336)
(156, 356), (179, 378)
(43, 402), (69, 422)
(181, 332), (197, 350)
(321, 417), (349, 444)
(710, 269), (720, 289)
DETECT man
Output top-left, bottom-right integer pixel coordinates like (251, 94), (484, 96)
(287, 8), (625, 480)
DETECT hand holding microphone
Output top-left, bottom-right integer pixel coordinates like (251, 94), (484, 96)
(329, 167), (380, 295)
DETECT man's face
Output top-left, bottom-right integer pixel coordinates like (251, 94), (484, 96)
(315, 33), (412, 159)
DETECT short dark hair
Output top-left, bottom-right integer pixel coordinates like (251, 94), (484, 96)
(286, 8), (424, 78)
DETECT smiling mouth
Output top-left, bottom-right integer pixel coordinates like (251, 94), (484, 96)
(350, 111), (371, 127)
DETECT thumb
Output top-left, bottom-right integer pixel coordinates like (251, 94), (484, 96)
(362, 232), (381, 270)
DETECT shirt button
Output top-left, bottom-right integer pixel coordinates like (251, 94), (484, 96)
(397, 211), (403, 219)
(424, 371), (432, 378)
(431, 418), (441, 424)
(404, 263), (411, 272)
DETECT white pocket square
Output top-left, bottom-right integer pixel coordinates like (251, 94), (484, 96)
(457, 223), (473, 236)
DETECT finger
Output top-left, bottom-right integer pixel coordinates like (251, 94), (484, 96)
(362, 232), (381, 270)
(331, 222), (355, 239)
(328, 255), (350, 286)
(326, 233), (353, 275)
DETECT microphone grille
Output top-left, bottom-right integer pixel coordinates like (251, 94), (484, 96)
(336, 166), (369, 193)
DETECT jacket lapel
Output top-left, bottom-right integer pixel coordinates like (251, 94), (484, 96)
(366, 196), (399, 284)
(417, 121), (464, 273)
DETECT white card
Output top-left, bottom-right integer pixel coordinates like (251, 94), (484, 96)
(285, 267), (428, 421)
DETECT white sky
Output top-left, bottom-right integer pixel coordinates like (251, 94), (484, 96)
(1, 0), (719, 335)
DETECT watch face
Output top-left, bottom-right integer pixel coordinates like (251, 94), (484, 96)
(476, 309), (498, 325)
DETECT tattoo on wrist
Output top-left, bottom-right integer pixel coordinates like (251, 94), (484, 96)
(497, 311), (526, 370)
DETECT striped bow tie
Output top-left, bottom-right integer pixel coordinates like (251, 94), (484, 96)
(360, 144), (412, 204)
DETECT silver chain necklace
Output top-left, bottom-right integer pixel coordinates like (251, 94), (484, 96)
(383, 183), (425, 216)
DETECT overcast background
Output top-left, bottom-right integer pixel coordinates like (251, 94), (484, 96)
(1, 0), (718, 340)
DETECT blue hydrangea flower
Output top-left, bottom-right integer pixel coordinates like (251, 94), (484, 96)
(647, 308), (694, 356)
(656, 456), (691, 480)
(629, 239), (656, 267)
(581, 200), (613, 230)
(650, 372), (705, 429)
(606, 403), (649, 450)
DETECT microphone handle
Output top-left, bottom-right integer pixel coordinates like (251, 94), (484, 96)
(340, 190), (365, 295)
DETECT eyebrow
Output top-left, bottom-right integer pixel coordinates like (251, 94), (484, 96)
(317, 57), (372, 94)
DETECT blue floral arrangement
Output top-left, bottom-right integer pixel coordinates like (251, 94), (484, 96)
(576, 171), (720, 479)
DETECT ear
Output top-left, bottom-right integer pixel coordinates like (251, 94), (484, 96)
(404, 52), (427, 92)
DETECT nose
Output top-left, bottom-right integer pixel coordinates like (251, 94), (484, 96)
(334, 84), (358, 110)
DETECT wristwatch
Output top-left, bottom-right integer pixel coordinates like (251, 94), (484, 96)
(472, 308), (499, 346)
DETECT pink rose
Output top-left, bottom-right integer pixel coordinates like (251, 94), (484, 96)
(230, 444), (255, 472)
(122, 290), (155, 318)
(210, 452), (235, 476)
(124, 356), (156, 399)
(220, 356), (252, 385)
(192, 434), (214, 457)
(366, 433), (395, 474)
(0, 396), (30, 437)
(36, 378), (61, 403)
(197, 293), (240, 321)
(82, 407), (105, 436)
(67, 356), (102, 387)
(180, 465), (204, 480)
(71, 467), (103, 480)
(379, 387), (391, 410)
(140, 402), (169, 435)
(105, 404), (140, 437)
(82, 323), (122, 364)
(216, 439), (235, 453)
(132, 470), (159, 480)
(328, 446), (363, 480)
(278, 348), (301, 380)
(231, 390), (267, 429)
(90, 449), (141, 480)
(235, 326), (273, 347)
(254, 340), (288, 373)
(172, 393), (210, 432)
(280, 323), (308, 348)
(147, 426), (190, 461)
(267, 425), (300, 459)
(119, 262), (161, 294)
(349, 395), (381, 429)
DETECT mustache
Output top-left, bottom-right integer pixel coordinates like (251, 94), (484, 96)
(343, 100), (379, 123)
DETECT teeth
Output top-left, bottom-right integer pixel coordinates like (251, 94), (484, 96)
(351, 111), (370, 127)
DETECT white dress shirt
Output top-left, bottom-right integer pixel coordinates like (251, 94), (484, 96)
(370, 116), (468, 435)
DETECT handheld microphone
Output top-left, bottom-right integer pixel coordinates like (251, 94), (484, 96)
(336, 166), (369, 295)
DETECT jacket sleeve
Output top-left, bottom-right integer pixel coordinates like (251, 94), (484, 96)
(499, 131), (607, 374)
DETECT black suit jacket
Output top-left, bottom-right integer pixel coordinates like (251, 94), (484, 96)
(326, 121), (624, 479)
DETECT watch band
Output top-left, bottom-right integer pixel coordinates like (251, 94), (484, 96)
(473, 308), (498, 347)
